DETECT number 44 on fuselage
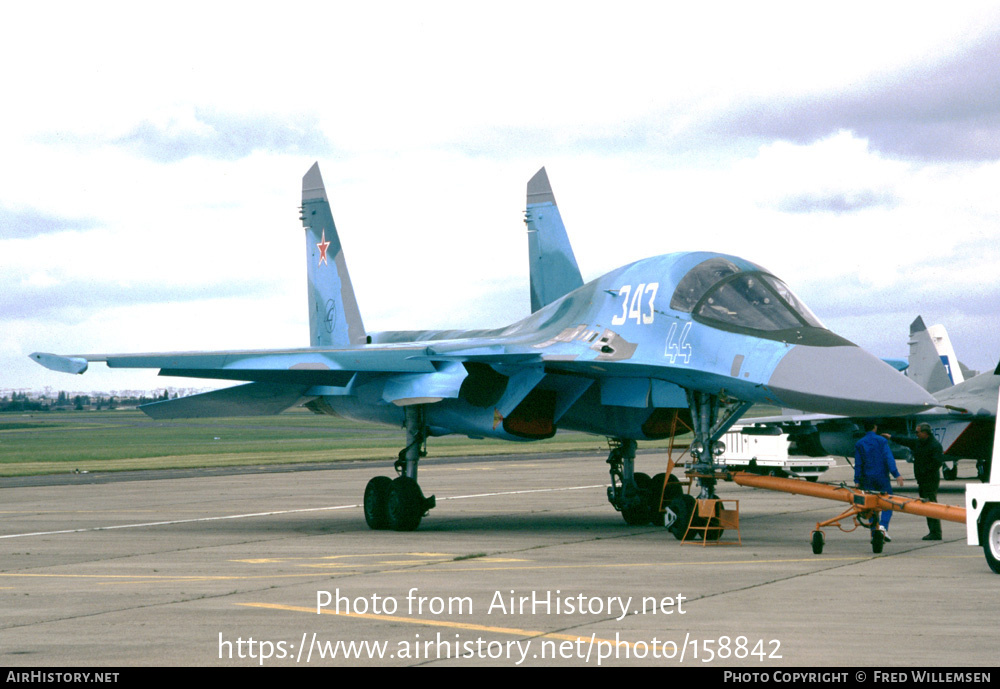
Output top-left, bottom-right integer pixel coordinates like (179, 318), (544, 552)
(31, 164), (936, 531)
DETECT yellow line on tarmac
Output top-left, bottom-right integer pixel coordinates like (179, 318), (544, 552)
(230, 553), (457, 563)
(0, 572), (357, 584)
(410, 556), (870, 573)
(7, 552), (967, 589)
(0, 556), (864, 585)
(239, 602), (624, 648)
(410, 552), (981, 574)
(0, 573), (217, 580)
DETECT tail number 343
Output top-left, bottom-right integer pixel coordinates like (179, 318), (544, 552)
(611, 283), (659, 326)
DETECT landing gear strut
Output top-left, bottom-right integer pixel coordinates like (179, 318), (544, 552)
(683, 391), (751, 497)
(363, 405), (436, 531)
(606, 439), (659, 525)
(662, 391), (751, 540)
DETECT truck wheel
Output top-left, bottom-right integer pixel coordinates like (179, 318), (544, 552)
(982, 506), (1000, 574)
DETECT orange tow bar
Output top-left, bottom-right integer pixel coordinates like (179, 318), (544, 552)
(731, 472), (966, 554)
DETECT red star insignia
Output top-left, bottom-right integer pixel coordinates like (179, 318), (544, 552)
(317, 230), (331, 266)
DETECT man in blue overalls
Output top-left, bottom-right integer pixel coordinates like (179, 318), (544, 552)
(854, 421), (904, 541)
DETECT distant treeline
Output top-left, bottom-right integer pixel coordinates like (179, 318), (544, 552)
(0, 390), (174, 413)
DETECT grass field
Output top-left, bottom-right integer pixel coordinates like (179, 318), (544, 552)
(0, 407), (692, 477)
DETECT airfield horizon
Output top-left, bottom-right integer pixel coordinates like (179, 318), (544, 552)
(0, 408), (693, 478)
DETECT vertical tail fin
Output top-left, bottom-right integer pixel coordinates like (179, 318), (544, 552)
(301, 163), (367, 347)
(906, 315), (963, 392)
(524, 168), (583, 313)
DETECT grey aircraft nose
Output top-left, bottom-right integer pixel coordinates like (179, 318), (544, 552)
(767, 345), (937, 416)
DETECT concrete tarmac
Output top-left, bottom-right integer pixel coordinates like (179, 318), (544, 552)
(1, 452), (996, 667)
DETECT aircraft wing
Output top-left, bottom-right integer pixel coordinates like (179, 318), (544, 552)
(742, 411), (846, 425)
(31, 335), (710, 421)
(29, 345), (439, 386)
(30, 344), (458, 418)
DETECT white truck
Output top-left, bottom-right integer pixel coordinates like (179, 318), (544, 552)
(965, 386), (1000, 573)
(722, 426), (835, 481)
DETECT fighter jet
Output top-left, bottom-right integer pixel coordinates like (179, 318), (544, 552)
(904, 316), (967, 393)
(31, 164), (935, 531)
(748, 317), (998, 481)
(901, 317), (997, 480)
(930, 366), (999, 480)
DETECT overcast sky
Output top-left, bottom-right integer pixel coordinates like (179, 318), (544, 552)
(3, 2), (1000, 394)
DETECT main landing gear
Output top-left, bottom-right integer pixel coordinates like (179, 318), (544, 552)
(364, 406), (436, 531)
(606, 439), (682, 526)
(607, 390), (749, 535)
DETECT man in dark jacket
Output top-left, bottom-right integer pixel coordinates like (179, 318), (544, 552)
(889, 423), (944, 540)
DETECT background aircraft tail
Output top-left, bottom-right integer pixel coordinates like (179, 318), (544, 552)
(524, 168), (583, 313)
(906, 315), (964, 393)
(301, 163), (367, 347)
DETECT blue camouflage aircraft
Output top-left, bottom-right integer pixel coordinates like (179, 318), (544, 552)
(31, 164), (936, 532)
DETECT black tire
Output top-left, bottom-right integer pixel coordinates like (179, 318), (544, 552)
(621, 472), (652, 525)
(647, 473), (665, 526)
(700, 499), (724, 541)
(977, 459), (990, 483)
(647, 473), (663, 526)
(981, 505), (1000, 574)
(668, 494), (696, 540)
(649, 474), (683, 527)
(363, 476), (393, 529)
(387, 476), (424, 531)
(872, 529), (885, 554)
(664, 474), (683, 501)
(942, 465), (958, 481)
(811, 531), (824, 555)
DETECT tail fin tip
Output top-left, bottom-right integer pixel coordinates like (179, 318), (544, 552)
(527, 167), (556, 205)
(524, 167), (583, 313)
(302, 162), (326, 202)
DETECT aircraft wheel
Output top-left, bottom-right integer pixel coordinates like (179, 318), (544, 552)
(363, 476), (393, 529)
(871, 529), (885, 554)
(635, 472), (655, 523)
(621, 472), (652, 525)
(981, 506), (1000, 574)
(701, 499), (723, 541)
(649, 473), (681, 527)
(664, 474), (683, 501)
(387, 477), (424, 531)
(650, 473), (667, 526)
(811, 530), (825, 555)
(942, 465), (958, 481)
(667, 494), (696, 540)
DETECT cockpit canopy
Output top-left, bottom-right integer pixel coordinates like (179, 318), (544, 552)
(670, 257), (835, 344)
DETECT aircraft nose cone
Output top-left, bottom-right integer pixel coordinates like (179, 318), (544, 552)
(767, 345), (937, 416)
